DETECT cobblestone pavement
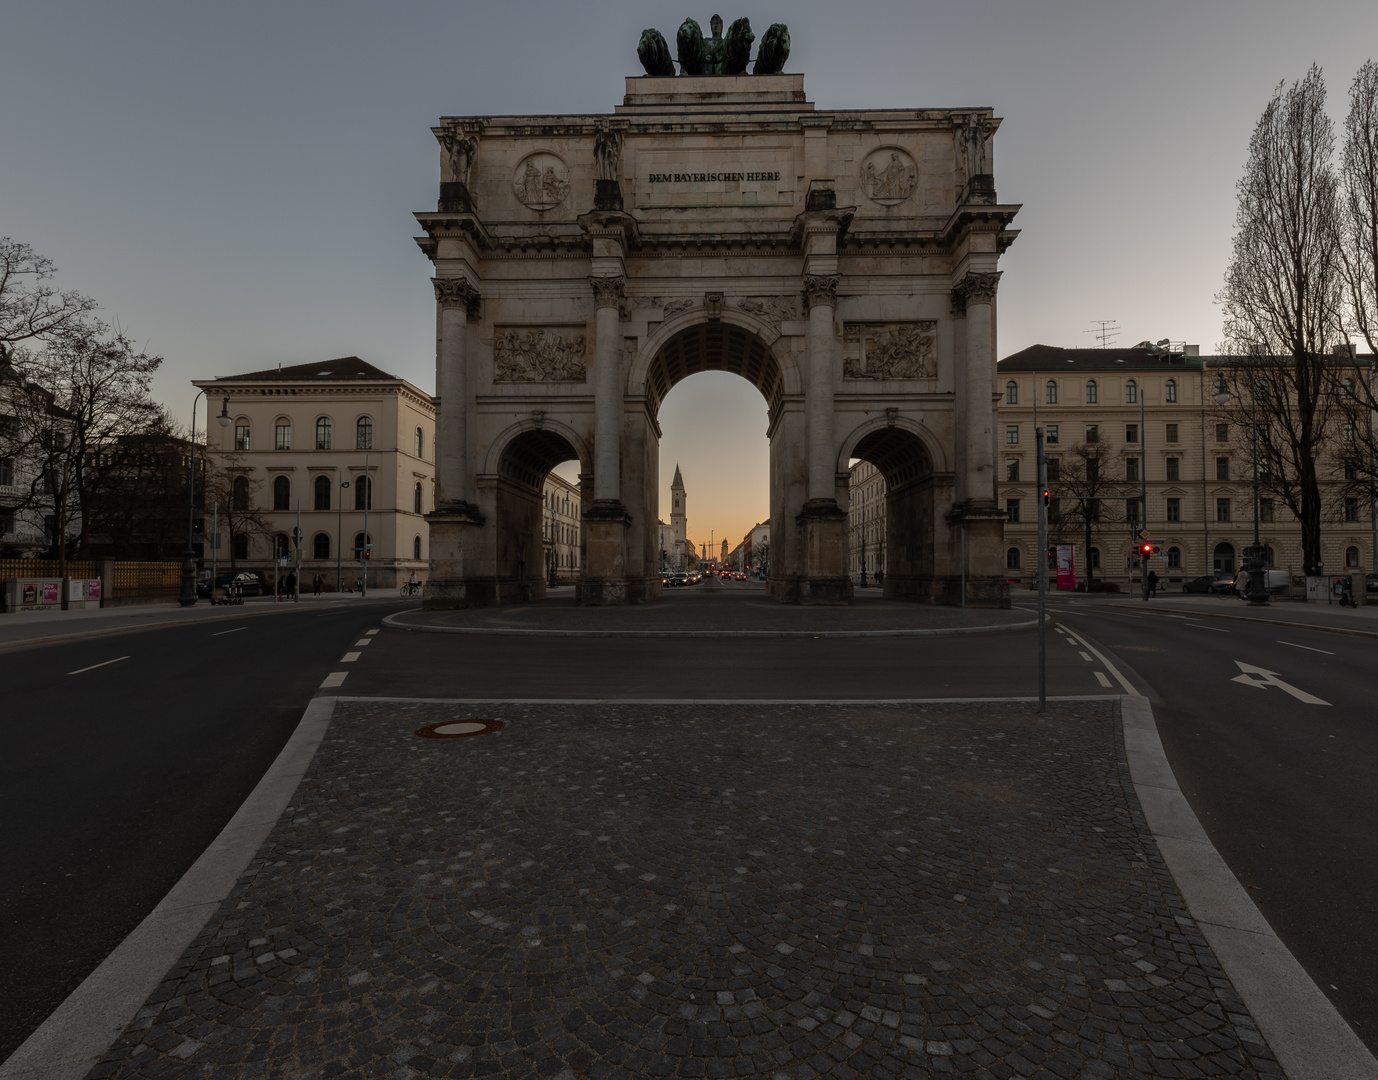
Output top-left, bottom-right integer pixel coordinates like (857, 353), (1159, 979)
(92, 700), (1283, 1079)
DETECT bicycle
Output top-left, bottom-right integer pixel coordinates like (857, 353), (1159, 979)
(400, 581), (421, 597)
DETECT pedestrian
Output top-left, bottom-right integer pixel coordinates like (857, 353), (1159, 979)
(1147, 569), (1158, 598)
(1234, 566), (1249, 599)
(313, 573), (322, 596)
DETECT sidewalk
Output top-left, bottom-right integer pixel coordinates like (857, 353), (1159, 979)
(73, 698), (1294, 1079)
(0, 592), (396, 650)
(1041, 589), (1378, 638)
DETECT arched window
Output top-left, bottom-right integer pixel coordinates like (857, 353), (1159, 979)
(232, 475), (250, 511)
(1264, 544), (1276, 567)
(234, 419), (251, 451)
(1341, 378), (1355, 399)
(356, 416), (373, 450)
(314, 475), (331, 511)
(1346, 545), (1360, 568)
(274, 420), (292, 451)
(1045, 380), (1057, 404)
(413, 535), (422, 559)
(1125, 379), (1137, 404)
(1005, 380), (1018, 404)
(1089, 547), (1101, 570)
(353, 532), (372, 560)
(414, 480), (423, 514)
(1085, 380), (1098, 404)
(415, 426), (424, 458)
(315, 417), (333, 450)
(1006, 547), (1021, 570)
(273, 475), (290, 511)
(1165, 378), (1177, 403)
(232, 533), (249, 559)
(314, 533), (331, 560)
(354, 475), (371, 510)
(1213, 542), (1236, 574)
(1167, 546), (1181, 569)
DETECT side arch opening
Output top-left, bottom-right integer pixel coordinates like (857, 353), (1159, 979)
(848, 426), (937, 601)
(493, 427), (585, 600)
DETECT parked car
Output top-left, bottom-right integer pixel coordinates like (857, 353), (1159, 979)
(1367, 573), (1378, 595)
(1181, 574), (1232, 595)
(199, 570), (267, 598)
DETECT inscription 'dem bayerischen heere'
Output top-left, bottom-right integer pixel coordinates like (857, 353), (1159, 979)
(647, 171), (782, 184)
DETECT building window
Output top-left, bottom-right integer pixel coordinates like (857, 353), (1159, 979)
(0, 457), (13, 486)
(1045, 380), (1058, 404)
(1126, 458), (1139, 482)
(1006, 380), (1018, 404)
(1166, 457), (1180, 481)
(414, 480), (423, 514)
(1089, 547), (1101, 570)
(1217, 498), (1231, 522)
(1125, 379), (1137, 404)
(314, 475), (331, 511)
(1006, 459), (1020, 482)
(1346, 545), (1361, 568)
(353, 532), (371, 560)
(1166, 497), (1181, 522)
(1127, 499), (1140, 525)
(1086, 458), (1099, 484)
(234, 422), (251, 451)
(232, 475), (250, 510)
(1085, 380), (1097, 404)
(1341, 377), (1355, 399)
(1006, 547), (1021, 570)
(1216, 457), (1229, 480)
(1006, 499), (1020, 522)
(1264, 545), (1276, 568)
(1166, 423), (1179, 443)
(415, 426), (425, 458)
(314, 533), (330, 560)
(1345, 497), (1360, 522)
(355, 475), (372, 510)
(1345, 461), (1358, 480)
(1006, 425), (1019, 444)
(1167, 545), (1181, 568)
(1214, 542), (1235, 573)
(1216, 423), (1229, 443)
(1045, 458), (1059, 482)
(1260, 498), (1274, 522)
(1343, 423), (1355, 442)
(413, 535), (422, 560)
(1165, 379), (1177, 403)
(233, 532), (249, 559)
(1045, 425), (1058, 444)
(1125, 424), (1138, 444)
(1085, 424), (1098, 443)
(356, 416), (374, 450)
(275, 422), (291, 451)
(316, 417), (333, 450)
(273, 475), (290, 511)
(1048, 497), (1061, 523)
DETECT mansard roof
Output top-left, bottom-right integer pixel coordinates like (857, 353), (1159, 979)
(214, 357), (401, 382)
(999, 344), (1202, 372)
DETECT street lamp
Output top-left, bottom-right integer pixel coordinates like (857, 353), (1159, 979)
(1212, 373), (1269, 605)
(180, 393), (231, 607)
(336, 479), (349, 593)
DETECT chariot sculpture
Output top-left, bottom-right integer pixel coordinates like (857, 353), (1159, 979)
(638, 15), (789, 76)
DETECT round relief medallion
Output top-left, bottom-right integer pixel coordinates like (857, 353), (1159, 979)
(859, 147), (918, 206)
(513, 152), (571, 210)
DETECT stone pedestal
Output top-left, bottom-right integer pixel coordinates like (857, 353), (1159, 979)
(421, 506), (485, 610)
(581, 500), (632, 606)
(944, 502), (1010, 608)
(798, 499), (852, 605)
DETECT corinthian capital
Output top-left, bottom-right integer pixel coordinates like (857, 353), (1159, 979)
(952, 271), (1001, 307)
(803, 274), (840, 309)
(588, 275), (626, 309)
(432, 277), (480, 309)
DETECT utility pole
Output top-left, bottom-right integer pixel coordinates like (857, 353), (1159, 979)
(1037, 426), (1048, 712)
(361, 452), (369, 598)
(1140, 381), (1148, 601)
(294, 500), (302, 603)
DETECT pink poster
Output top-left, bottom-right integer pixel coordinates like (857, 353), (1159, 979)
(41, 582), (59, 603)
(85, 579), (102, 601)
(1056, 544), (1077, 590)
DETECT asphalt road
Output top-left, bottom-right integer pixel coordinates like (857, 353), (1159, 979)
(1053, 597), (1378, 1052)
(0, 599), (408, 1062)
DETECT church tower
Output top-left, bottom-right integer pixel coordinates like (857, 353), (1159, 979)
(671, 464), (687, 569)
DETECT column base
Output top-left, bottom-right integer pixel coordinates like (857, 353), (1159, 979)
(797, 498), (853, 605)
(581, 500), (634, 606)
(943, 500), (1011, 609)
(422, 504), (485, 611)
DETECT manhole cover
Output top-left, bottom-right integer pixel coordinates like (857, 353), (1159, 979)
(415, 719), (504, 740)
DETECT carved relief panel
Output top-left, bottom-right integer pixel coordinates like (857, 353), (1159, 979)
(858, 147), (918, 206)
(493, 328), (587, 383)
(842, 322), (936, 380)
(512, 152), (571, 210)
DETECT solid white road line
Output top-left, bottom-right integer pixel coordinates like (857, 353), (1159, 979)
(212, 627), (248, 637)
(341, 652), (361, 663)
(1277, 640), (1335, 655)
(320, 672), (348, 688)
(67, 656), (130, 676)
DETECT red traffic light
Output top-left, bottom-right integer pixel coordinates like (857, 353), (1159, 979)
(1140, 543), (1152, 555)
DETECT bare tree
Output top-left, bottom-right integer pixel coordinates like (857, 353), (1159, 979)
(0, 239), (97, 352)
(1218, 65), (1345, 574)
(202, 454), (270, 569)
(1048, 440), (1130, 588)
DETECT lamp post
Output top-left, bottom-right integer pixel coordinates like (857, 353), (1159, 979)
(1213, 373), (1269, 605)
(336, 478), (349, 593)
(180, 392), (231, 606)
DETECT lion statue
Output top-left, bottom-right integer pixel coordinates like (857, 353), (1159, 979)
(723, 18), (755, 74)
(637, 28), (675, 76)
(676, 18), (706, 75)
(754, 23), (790, 74)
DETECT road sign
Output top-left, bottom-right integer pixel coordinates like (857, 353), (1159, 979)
(1151, 545), (1161, 555)
(1137, 529), (1150, 541)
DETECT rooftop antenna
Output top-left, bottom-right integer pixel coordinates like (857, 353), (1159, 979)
(1084, 320), (1120, 349)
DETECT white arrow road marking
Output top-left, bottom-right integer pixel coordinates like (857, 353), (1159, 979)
(1230, 661), (1330, 705)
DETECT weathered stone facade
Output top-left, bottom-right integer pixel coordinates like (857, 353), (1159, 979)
(416, 74), (1018, 608)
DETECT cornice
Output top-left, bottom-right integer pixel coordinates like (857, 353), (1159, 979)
(938, 203), (1022, 248)
(414, 211), (494, 250)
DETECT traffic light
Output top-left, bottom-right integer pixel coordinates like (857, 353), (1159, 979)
(1046, 545), (1056, 567)
(1139, 543), (1152, 563)
(291, 526), (302, 548)
(1042, 488), (1050, 507)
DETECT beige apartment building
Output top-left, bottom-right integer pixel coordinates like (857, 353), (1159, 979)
(542, 470), (582, 585)
(194, 358), (435, 589)
(996, 343), (1376, 587)
(846, 460), (886, 584)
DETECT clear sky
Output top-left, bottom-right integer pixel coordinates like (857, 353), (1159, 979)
(4, 1), (1375, 549)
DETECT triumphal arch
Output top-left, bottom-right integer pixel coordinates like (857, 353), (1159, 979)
(416, 21), (1019, 608)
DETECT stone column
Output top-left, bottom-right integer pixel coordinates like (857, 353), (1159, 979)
(955, 271), (1001, 507)
(423, 276), (484, 611)
(582, 275), (631, 604)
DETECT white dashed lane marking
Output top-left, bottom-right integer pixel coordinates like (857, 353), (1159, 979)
(321, 672), (348, 688)
(68, 656), (130, 676)
(1094, 672), (1113, 688)
(341, 652), (361, 662)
